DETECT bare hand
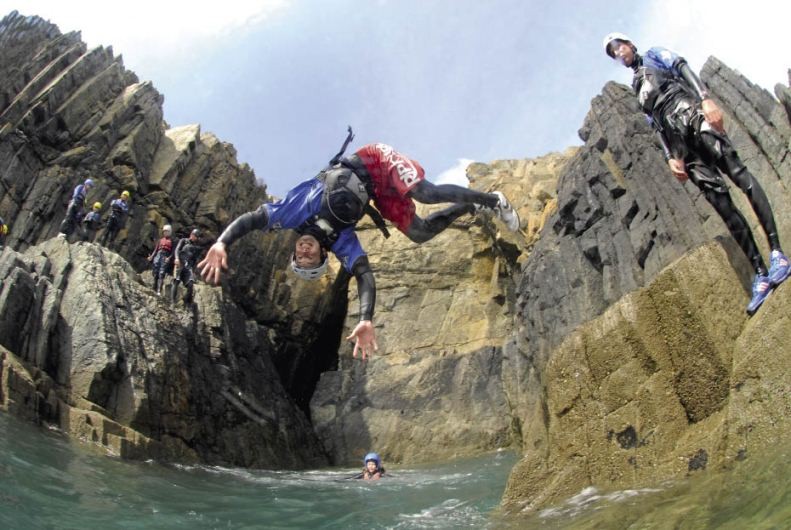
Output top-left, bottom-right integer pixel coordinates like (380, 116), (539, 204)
(668, 158), (688, 182)
(346, 320), (378, 361)
(198, 242), (228, 285)
(701, 98), (724, 133)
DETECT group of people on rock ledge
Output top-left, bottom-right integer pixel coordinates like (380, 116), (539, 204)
(54, 179), (206, 306)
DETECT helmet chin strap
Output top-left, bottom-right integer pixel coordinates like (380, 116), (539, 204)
(630, 51), (642, 71)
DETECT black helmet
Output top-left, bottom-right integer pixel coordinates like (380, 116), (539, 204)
(191, 228), (201, 238)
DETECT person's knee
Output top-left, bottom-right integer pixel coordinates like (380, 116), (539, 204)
(404, 222), (432, 244)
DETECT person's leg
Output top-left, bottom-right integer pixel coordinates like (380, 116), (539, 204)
(701, 186), (767, 275)
(696, 173), (770, 315)
(699, 132), (789, 286)
(152, 253), (161, 289)
(171, 277), (180, 304)
(699, 132), (781, 250)
(409, 180), (499, 208)
(183, 269), (195, 304)
(404, 204), (476, 243)
(409, 180), (520, 231)
(59, 203), (77, 237)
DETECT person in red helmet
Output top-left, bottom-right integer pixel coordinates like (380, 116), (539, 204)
(148, 224), (174, 296)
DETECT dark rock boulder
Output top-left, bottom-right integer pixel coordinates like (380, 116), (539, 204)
(0, 239), (327, 467)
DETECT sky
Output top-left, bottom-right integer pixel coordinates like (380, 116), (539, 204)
(4, 0), (790, 196)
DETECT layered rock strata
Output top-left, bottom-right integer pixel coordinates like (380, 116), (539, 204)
(501, 240), (791, 512)
(0, 239), (326, 467)
(0, 11), (339, 466)
(501, 60), (791, 511)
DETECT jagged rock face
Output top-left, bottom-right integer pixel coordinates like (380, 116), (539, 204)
(0, 11), (340, 466)
(0, 12), (265, 269)
(505, 59), (791, 461)
(501, 240), (791, 512)
(0, 239), (327, 467)
(502, 59), (791, 511)
(310, 154), (568, 465)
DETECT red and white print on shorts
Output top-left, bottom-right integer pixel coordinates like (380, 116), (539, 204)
(354, 143), (425, 233)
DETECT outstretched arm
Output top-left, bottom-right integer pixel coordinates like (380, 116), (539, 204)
(345, 256), (378, 360)
(198, 205), (269, 285)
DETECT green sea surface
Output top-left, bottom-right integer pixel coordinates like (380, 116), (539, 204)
(2, 412), (790, 529)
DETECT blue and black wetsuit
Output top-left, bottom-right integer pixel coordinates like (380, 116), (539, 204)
(59, 184), (90, 237)
(100, 198), (129, 247)
(218, 172), (376, 322)
(633, 47), (782, 275)
(81, 211), (102, 242)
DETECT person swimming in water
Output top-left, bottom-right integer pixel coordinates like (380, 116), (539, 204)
(357, 452), (385, 481)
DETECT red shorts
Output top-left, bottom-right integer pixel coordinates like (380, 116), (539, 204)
(354, 144), (425, 233)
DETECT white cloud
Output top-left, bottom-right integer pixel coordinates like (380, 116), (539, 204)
(433, 158), (473, 187)
(637, 0), (791, 91)
(8, 0), (290, 69)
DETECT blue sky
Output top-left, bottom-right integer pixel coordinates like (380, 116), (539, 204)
(6, 0), (790, 196)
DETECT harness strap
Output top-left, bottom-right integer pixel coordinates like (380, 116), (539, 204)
(329, 125), (355, 166)
(364, 203), (390, 239)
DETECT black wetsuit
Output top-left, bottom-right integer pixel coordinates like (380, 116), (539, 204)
(172, 236), (205, 304)
(80, 211), (102, 242)
(99, 198), (129, 247)
(633, 47), (781, 275)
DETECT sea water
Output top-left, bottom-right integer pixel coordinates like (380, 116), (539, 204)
(0, 413), (515, 529)
(2, 412), (790, 529)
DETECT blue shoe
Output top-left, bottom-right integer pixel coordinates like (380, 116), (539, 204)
(746, 274), (771, 316)
(767, 250), (790, 287)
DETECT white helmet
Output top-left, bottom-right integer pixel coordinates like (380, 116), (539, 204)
(603, 32), (633, 57)
(290, 253), (328, 280)
(162, 224), (172, 234)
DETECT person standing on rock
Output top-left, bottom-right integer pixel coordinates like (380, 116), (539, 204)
(80, 202), (103, 242)
(197, 130), (521, 360)
(172, 228), (205, 306)
(99, 190), (131, 248)
(58, 178), (94, 240)
(148, 224), (174, 296)
(603, 33), (790, 315)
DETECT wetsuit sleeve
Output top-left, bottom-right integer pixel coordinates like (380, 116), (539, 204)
(645, 115), (673, 161)
(676, 59), (709, 100)
(175, 238), (186, 261)
(655, 130), (673, 161)
(352, 256), (375, 322)
(217, 205), (270, 247)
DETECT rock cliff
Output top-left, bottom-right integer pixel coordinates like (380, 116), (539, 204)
(0, 10), (789, 511)
(0, 11), (339, 468)
(499, 57), (791, 511)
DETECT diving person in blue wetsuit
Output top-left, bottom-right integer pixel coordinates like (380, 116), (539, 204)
(603, 33), (790, 315)
(198, 129), (520, 360)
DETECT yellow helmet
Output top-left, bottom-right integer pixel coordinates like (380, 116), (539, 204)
(0, 224), (7, 235)
(121, 190), (131, 199)
(93, 202), (102, 211)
